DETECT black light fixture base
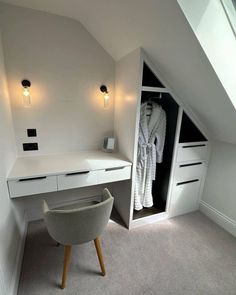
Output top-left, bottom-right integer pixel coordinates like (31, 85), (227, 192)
(22, 79), (31, 87)
(100, 85), (108, 93)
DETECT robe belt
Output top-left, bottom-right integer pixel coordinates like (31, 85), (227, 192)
(140, 142), (156, 180)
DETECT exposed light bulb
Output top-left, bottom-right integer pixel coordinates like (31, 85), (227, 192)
(23, 87), (30, 97)
(104, 93), (110, 109)
(100, 85), (110, 109)
(22, 86), (31, 107)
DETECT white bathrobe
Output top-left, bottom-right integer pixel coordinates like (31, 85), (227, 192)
(134, 102), (166, 211)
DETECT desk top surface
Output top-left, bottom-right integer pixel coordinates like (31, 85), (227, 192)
(7, 151), (132, 180)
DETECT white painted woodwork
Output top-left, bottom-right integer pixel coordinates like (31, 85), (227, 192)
(7, 151), (132, 180)
(57, 166), (132, 191)
(141, 86), (169, 93)
(112, 180), (133, 228)
(114, 49), (210, 228)
(170, 179), (201, 217)
(98, 166), (131, 184)
(176, 143), (208, 163)
(8, 176), (58, 198)
(114, 48), (142, 162)
(174, 161), (205, 181)
(58, 171), (98, 191)
(138, 54), (210, 224)
(132, 212), (168, 228)
(200, 200), (236, 237)
(114, 48), (142, 228)
(168, 140), (209, 218)
(201, 141), (236, 223)
(7, 151), (132, 198)
(164, 108), (184, 219)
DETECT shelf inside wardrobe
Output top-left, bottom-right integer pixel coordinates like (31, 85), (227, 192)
(133, 207), (164, 220)
(141, 86), (169, 93)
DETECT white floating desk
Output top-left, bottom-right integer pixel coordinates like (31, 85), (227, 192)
(7, 151), (132, 198)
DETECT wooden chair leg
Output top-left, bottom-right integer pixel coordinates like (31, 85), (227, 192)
(94, 237), (106, 276)
(61, 245), (72, 289)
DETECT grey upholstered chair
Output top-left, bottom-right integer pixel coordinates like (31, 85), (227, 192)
(42, 188), (114, 289)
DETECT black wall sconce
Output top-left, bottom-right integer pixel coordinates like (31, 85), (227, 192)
(100, 85), (110, 109)
(22, 79), (31, 107)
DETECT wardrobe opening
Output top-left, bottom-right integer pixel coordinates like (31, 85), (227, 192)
(133, 63), (179, 220)
(179, 112), (207, 143)
(142, 62), (165, 88)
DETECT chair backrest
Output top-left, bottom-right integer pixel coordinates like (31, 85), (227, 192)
(42, 188), (114, 245)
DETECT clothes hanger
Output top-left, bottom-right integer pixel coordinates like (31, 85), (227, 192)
(145, 93), (162, 116)
(146, 93), (162, 108)
(146, 92), (162, 104)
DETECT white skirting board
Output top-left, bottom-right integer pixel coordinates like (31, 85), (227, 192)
(200, 201), (236, 237)
(8, 212), (28, 295)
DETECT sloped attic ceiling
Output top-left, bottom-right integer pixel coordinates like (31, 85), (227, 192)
(1, 0), (236, 143)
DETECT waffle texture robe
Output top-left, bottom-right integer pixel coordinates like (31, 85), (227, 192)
(134, 102), (166, 211)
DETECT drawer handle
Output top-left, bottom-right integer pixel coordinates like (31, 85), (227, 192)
(66, 171), (89, 176)
(105, 167), (125, 172)
(177, 179), (199, 186)
(182, 144), (206, 148)
(179, 162), (202, 168)
(19, 176), (47, 182)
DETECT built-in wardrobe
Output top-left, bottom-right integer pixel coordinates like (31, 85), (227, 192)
(113, 48), (210, 229)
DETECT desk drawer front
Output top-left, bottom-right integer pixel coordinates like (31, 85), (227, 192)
(8, 176), (57, 198)
(174, 162), (204, 181)
(98, 166), (131, 184)
(57, 171), (98, 190)
(177, 144), (208, 162)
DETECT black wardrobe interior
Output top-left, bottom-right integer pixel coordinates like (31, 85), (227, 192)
(133, 63), (207, 220)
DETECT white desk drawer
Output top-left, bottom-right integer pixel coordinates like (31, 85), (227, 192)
(8, 176), (57, 198)
(174, 162), (204, 181)
(98, 166), (131, 184)
(177, 144), (208, 162)
(57, 171), (98, 190)
(170, 178), (201, 217)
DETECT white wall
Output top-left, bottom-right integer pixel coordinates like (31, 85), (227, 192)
(0, 3), (115, 156)
(178, 0), (236, 236)
(201, 141), (236, 236)
(0, 32), (26, 295)
(178, 0), (236, 109)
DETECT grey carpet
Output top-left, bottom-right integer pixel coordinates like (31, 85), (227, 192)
(18, 212), (236, 295)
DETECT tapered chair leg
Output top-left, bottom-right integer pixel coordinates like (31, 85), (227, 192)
(94, 237), (106, 276)
(61, 245), (72, 289)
